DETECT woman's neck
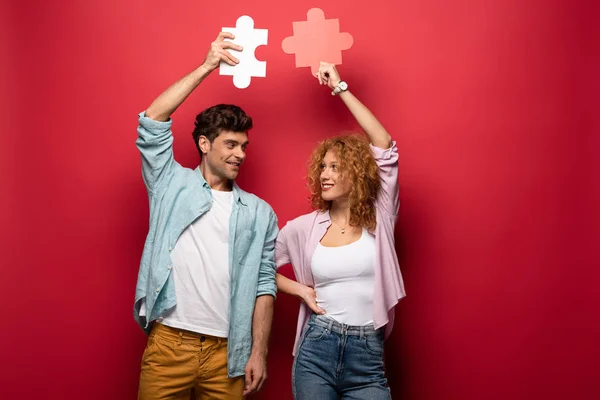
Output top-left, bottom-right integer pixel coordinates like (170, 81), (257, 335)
(329, 199), (351, 225)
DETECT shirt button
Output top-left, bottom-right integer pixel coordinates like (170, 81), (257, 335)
(168, 246), (172, 251)
(167, 265), (172, 270)
(155, 287), (160, 293)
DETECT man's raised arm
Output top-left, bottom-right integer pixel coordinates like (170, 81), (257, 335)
(145, 32), (242, 121)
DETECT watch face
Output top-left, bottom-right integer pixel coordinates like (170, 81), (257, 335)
(339, 81), (348, 90)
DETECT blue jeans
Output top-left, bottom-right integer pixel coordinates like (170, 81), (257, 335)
(292, 314), (391, 400)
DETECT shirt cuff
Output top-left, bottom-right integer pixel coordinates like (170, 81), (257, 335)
(369, 141), (398, 160)
(138, 111), (173, 130)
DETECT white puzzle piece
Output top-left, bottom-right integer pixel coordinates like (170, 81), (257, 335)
(219, 16), (268, 89)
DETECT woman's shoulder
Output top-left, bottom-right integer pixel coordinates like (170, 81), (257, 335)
(282, 210), (322, 235)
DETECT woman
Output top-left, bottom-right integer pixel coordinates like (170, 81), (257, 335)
(275, 62), (406, 399)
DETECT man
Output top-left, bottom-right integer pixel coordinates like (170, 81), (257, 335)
(133, 32), (278, 399)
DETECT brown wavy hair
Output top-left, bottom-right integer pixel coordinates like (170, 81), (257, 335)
(192, 104), (252, 159)
(307, 134), (380, 231)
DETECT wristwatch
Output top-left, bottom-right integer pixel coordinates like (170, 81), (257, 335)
(331, 81), (348, 96)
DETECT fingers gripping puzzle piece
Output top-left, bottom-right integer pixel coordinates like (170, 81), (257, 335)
(282, 8), (353, 76)
(220, 16), (268, 89)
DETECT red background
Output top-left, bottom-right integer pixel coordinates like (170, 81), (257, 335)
(2, 0), (599, 399)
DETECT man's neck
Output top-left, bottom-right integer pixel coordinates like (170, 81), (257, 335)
(199, 162), (233, 191)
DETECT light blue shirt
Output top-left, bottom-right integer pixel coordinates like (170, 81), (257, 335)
(133, 112), (278, 377)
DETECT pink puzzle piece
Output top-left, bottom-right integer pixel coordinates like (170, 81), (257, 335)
(282, 8), (353, 76)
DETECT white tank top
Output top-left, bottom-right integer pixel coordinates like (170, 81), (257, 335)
(311, 227), (376, 326)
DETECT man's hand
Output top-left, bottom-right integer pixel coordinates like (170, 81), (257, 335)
(300, 285), (326, 315)
(243, 352), (267, 395)
(144, 32), (243, 121)
(202, 32), (243, 72)
(316, 61), (342, 90)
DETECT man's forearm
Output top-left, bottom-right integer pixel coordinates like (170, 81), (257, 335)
(250, 295), (274, 357)
(146, 64), (212, 122)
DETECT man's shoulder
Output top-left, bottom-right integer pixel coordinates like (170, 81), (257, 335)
(236, 186), (275, 215)
(167, 164), (202, 186)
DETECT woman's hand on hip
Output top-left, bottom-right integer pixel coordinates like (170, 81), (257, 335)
(300, 285), (326, 315)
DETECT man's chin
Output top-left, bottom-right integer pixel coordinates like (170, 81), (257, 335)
(226, 171), (239, 180)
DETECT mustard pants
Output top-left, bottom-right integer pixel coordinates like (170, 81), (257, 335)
(138, 323), (244, 400)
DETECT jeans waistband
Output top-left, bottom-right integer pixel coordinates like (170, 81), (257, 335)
(308, 314), (383, 338)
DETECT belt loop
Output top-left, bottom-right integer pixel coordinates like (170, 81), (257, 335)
(360, 326), (365, 339)
(327, 319), (334, 333)
(178, 331), (183, 346)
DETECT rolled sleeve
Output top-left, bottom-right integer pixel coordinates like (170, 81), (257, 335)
(256, 210), (279, 298)
(135, 111), (176, 194)
(370, 141), (400, 216)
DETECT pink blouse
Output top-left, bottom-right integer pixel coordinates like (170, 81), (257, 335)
(276, 142), (406, 355)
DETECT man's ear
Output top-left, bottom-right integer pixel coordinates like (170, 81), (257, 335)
(198, 136), (210, 155)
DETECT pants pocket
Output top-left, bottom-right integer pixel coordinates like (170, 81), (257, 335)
(361, 334), (384, 356)
(141, 335), (157, 364)
(303, 324), (328, 341)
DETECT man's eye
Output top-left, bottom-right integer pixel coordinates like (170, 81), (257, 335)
(226, 143), (235, 149)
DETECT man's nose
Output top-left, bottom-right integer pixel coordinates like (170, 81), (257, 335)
(234, 147), (246, 159)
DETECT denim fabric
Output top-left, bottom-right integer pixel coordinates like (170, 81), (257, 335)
(292, 314), (391, 400)
(133, 112), (278, 377)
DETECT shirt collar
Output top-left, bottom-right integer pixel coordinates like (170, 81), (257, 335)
(315, 210), (331, 224)
(195, 167), (247, 206)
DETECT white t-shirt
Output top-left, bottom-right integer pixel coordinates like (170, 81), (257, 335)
(311, 227), (376, 326)
(141, 189), (234, 337)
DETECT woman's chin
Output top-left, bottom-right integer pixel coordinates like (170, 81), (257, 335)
(321, 193), (336, 202)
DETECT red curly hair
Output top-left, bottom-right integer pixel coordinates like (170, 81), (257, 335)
(307, 134), (381, 231)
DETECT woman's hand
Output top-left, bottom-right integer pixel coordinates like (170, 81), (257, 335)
(316, 62), (342, 90)
(299, 285), (326, 315)
(314, 62), (392, 148)
(275, 273), (326, 315)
